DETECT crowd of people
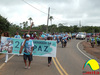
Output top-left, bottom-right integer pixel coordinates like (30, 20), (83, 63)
(18, 32), (71, 68)
(0, 31), (71, 69)
(1, 31), (100, 69)
(1, 31), (100, 68)
(87, 33), (100, 46)
(12, 32), (72, 46)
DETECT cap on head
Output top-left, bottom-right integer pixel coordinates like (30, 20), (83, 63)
(26, 34), (30, 38)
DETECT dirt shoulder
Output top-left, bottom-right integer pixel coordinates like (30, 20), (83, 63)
(81, 41), (100, 59)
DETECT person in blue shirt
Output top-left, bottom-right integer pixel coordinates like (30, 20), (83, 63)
(46, 33), (49, 37)
(90, 36), (95, 48)
(19, 34), (34, 69)
(14, 32), (21, 39)
(90, 35), (95, 44)
(96, 36), (100, 45)
(47, 35), (53, 67)
(56, 33), (60, 44)
(52, 33), (55, 40)
(22, 33), (25, 39)
(41, 33), (46, 40)
(62, 35), (67, 46)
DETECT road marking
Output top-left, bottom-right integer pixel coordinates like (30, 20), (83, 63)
(0, 63), (5, 69)
(55, 42), (68, 75)
(0, 55), (14, 70)
(55, 58), (68, 75)
(77, 41), (91, 59)
(8, 55), (15, 61)
(52, 57), (63, 75)
(77, 41), (100, 64)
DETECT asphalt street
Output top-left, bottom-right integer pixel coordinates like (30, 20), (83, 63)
(0, 39), (100, 75)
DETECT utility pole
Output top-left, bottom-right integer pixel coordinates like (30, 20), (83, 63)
(46, 7), (50, 33)
(79, 20), (81, 32)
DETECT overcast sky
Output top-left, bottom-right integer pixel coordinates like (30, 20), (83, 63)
(0, 0), (100, 26)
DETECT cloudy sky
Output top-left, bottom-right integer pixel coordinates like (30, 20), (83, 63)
(0, 0), (100, 26)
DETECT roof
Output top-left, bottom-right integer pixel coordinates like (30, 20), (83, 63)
(21, 30), (41, 32)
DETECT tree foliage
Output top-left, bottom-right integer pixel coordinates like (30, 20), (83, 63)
(0, 15), (10, 33)
(0, 15), (100, 37)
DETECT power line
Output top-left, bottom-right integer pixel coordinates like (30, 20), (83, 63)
(30, 1), (56, 10)
(22, 0), (68, 24)
(22, 0), (47, 15)
(28, 1), (48, 9)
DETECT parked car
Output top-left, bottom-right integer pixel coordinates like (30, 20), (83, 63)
(76, 32), (86, 40)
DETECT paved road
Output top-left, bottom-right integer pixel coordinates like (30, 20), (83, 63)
(57, 39), (100, 75)
(0, 39), (100, 75)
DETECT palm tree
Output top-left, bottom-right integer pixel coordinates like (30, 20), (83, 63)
(49, 16), (53, 25)
(23, 22), (26, 29)
(20, 23), (22, 28)
(25, 21), (28, 27)
(28, 17), (33, 25)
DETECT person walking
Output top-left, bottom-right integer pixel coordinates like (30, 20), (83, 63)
(1, 32), (10, 37)
(19, 34), (34, 69)
(41, 32), (46, 40)
(30, 33), (34, 39)
(96, 36), (100, 45)
(47, 35), (53, 67)
(14, 32), (21, 39)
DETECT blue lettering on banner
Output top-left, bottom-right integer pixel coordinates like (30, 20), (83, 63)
(33, 45), (37, 51)
(1, 37), (57, 57)
(15, 41), (19, 48)
(44, 46), (48, 52)
(38, 46), (42, 51)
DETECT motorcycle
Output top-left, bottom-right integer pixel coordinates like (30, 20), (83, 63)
(91, 39), (95, 48)
(62, 39), (66, 48)
(87, 37), (90, 42)
(55, 37), (60, 44)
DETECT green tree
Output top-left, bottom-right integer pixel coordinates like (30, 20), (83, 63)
(48, 24), (57, 33)
(38, 24), (46, 32)
(58, 23), (67, 32)
(0, 15), (10, 35)
(23, 22), (25, 29)
(9, 23), (22, 36)
(23, 21), (28, 29)
(73, 25), (79, 32)
(20, 23), (23, 28)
